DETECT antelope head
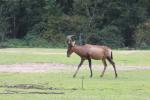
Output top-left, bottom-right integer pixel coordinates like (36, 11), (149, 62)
(66, 35), (76, 57)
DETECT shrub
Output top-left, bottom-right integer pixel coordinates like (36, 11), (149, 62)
(0, 42), (8, 48)
(134, 19), (150, 49)
(87, 26), (124, 48)
(5, 39), (27, 48)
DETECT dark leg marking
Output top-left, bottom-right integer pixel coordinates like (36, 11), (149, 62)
(88, 59), (93, 78)
(100, 59), (107, 77)
(107, 57), (118, 78)
(73, 59), (84, 78)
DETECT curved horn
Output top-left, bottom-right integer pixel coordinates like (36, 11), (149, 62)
(66, 35), (75, 44)
(67, 35), (75, 40)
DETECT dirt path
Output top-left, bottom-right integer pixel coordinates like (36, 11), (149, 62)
(0, 63), (69, 73)
(0, 63), (150, 73)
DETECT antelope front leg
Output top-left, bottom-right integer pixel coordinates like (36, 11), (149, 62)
(73, 59), (84, 78)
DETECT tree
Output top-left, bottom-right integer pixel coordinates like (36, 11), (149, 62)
(0, 0), (150, 48)
(0, 1), (10, 42)
(135, 19), (150, 48)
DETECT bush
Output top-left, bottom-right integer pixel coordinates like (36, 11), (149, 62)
(45, 33), (66, 48)
(87, 26), (124, 48)
(134, 19), (150, 49)
(26, 37), (50, 48)
(0, 42), (8, 48)
(5, 39), (27, 48)
(25, 31), (66, 48)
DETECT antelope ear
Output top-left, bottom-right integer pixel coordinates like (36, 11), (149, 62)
(71, 41), (76, 46)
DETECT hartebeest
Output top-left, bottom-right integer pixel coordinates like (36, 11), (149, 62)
(66, 35), (118, 78)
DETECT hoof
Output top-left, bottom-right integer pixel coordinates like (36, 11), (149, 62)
(73, 75), (76, 78)
(115, 76), (118, 79)
(100, 75), (103, 78)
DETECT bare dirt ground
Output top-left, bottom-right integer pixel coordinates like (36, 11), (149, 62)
(0, 63), (150, 73)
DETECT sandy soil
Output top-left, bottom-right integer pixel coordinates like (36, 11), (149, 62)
(0, 63), (150, 73)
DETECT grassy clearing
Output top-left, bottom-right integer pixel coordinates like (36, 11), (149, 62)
(0, 48), (150, 66)
(0, 70), (150, 100)
(0, 48), (150, 100)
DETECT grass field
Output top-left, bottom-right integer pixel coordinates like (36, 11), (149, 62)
(0, 70), (150, 100)
(0, 48), (150, 66)
(0, 48), (150, 100)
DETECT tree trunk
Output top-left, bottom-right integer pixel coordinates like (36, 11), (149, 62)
(13, 15), (16, 38)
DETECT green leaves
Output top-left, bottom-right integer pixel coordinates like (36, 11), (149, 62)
(135, 19), (150, 49)
(0, 0), (150, 48)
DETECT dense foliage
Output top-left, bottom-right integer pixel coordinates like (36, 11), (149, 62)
(0, 0), (150, 48)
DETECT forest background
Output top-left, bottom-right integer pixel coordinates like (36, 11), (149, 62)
(0, 0), (150, 49)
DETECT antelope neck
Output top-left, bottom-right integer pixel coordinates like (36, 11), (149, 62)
(72, 45), (81, 54)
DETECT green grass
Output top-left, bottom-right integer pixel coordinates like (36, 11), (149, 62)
(0, 70), (150, 100)
(0, 48), (150, 66)
(0, 48), (150, 100)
